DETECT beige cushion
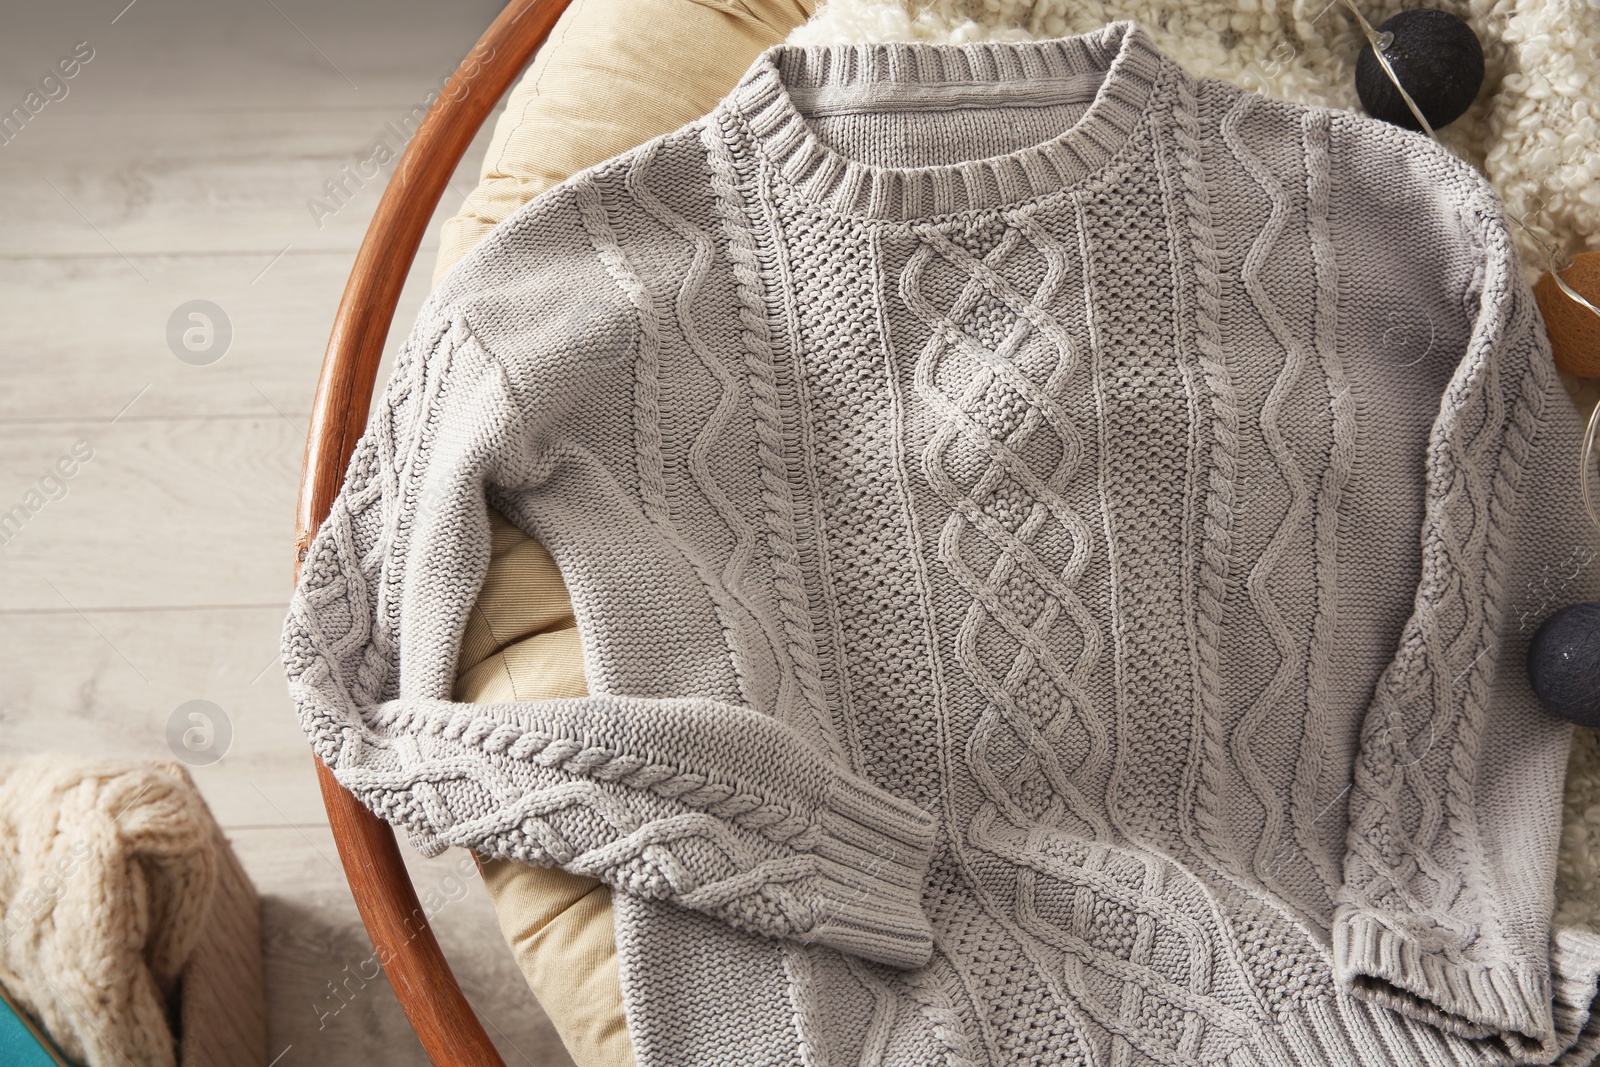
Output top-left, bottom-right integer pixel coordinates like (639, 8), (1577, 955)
(433, 0), (814, 288)
(452, 511), (628, 1067)
(439, 6), (818, 1059)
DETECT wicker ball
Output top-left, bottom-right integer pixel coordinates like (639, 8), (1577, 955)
(1536, 251), (1600, 377)
(1528, 603), (1600, 728)
(1355, 9), (1484, 131)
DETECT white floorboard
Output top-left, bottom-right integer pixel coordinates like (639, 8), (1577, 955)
(2, 1), (577, 1063)
(1, 111), (485, 255)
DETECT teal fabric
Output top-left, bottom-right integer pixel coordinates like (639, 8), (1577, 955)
(0, 986), (73, 1067)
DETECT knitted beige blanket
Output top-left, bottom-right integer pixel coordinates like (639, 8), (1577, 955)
(0, 754), (264, 1067)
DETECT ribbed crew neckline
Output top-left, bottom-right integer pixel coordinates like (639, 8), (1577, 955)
(720, 20), (1170, 221)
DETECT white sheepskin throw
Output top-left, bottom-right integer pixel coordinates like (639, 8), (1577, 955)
(786, 0), (1600, 934)
(786, 0), (1600, 289)
(1562, 730), (1600, 934)
(0, 755), (218, 1067)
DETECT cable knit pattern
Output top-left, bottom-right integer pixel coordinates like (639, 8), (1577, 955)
(284, 20), (1600, 1066)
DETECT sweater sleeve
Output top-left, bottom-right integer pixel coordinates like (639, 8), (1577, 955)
(1330, 195), (1600, 1056)
(282, 253), (937, 973)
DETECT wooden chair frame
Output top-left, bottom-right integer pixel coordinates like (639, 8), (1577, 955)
(292, 2), (572, 1062)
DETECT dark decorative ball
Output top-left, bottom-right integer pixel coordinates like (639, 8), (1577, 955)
(1355, 9), (1485, 132)
(1527, 602), (1600, 728)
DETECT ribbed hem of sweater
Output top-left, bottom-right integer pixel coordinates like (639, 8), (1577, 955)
(720, 19), (1167, 220)
(1262, 926), (1600, 1066)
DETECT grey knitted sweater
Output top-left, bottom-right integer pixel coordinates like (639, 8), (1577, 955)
(283, 19), (1600, 1066)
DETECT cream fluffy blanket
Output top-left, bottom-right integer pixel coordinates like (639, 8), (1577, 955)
(789, 0), (1600, 287)
(785, 0), (1600, 932)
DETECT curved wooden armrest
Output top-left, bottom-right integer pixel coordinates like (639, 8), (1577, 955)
(293, 2), (572, 1063)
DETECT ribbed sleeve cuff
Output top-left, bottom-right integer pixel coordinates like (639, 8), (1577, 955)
(807, 774), (938, 969)
(1332, 906), (1555, 1046)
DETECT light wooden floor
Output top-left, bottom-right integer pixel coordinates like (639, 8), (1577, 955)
(1, 1), (574, 1063)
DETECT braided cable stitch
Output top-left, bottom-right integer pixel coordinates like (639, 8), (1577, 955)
(282, 18), (1600, 1066)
